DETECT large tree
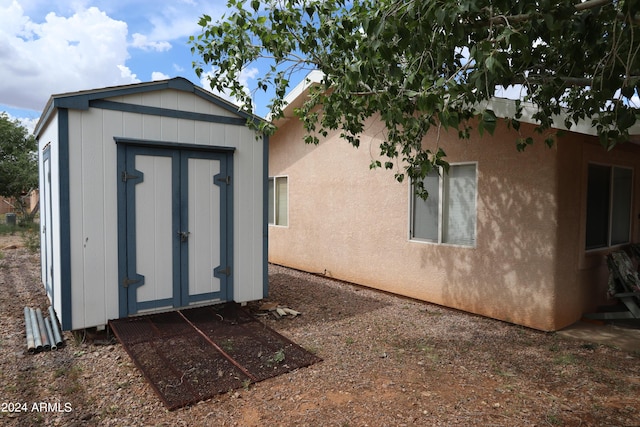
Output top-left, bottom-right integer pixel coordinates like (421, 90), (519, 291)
(0, 112), (38, 218)
(190, 0), (640, 194)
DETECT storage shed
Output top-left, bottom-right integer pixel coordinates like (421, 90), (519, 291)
(34, 78), (267, 331)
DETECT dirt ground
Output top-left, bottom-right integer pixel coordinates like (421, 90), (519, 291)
(1, 234), (639, 426)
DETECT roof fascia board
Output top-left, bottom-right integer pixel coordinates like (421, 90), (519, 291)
(277, 70), (639, 138)
(483, 98), (640, 137)
(271, 70), (324, 123)
(90, 99), (248, 126)
(35, 77), (266, 138)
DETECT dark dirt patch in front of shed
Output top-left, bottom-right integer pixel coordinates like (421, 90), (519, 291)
(109, 303), (322, 410)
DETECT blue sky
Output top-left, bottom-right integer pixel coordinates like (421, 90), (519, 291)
(0, 0), (278, 131)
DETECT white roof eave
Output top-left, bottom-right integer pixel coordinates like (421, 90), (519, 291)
(274, 71), (640, 140)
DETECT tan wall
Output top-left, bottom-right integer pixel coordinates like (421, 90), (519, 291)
(0, 197), (13, 215)
(555, 134), (640, 327)
(0, 192), (39, 216)
(270, 110), (640, 331)
(269, 114), (578, 330)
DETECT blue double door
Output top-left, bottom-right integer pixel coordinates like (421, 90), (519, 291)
(118, 144), (233, 317)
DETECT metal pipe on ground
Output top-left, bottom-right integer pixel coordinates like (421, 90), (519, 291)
(48, 306), (63, 347)
(29, 308), (42, 352)
(24, 307), (35, 354)
(44, 317), (57, 351)
(36, 308), (50, 351)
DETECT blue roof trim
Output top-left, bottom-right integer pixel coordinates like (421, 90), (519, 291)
(90, 99), (247, 126)
(113, 137), (236, 153)
(57, 109), (73, 331)
(34, 77), (265, 137)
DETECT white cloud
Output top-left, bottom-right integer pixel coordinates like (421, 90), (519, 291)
(131, 33), (171, 52)
(4, 110), (39, 134)
(0, 2), (138, 111)
(151, 71), (170, 81)
(145, 5), (202, 42)
(199, 66), (260, 108)
(117, 65), (140, 83)
(21, 116), (39, 134)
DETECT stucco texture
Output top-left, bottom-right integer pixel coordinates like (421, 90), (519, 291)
(269, 114), (640, 331)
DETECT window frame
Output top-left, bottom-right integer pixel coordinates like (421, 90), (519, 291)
(268, 175), (289, 227)
(409, 162), (478, 247)
(585, 163), (633, 251)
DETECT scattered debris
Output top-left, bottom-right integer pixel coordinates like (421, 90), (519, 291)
(256, 302), (301, 319)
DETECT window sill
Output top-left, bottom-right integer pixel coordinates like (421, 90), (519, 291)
(409, 238), (476, 249)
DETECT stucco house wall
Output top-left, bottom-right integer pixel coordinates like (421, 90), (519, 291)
(269, 107), (640, 331)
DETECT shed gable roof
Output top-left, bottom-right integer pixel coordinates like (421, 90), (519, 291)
(34, 77), (263, 137)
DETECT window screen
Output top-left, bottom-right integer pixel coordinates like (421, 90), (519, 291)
(412, 164), (477, 246)
(412, 170), (440, 241)
(585, 164), (632, 249)
(268, 176), (288, 226)
(443, 164), (477, 245)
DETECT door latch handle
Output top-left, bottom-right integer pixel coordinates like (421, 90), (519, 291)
(178, 231), (190, 242)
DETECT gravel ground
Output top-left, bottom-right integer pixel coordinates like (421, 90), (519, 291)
(1, 236), (639, 426)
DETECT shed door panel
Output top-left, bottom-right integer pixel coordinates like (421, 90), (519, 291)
(118, 145), (231, 318)
(134, 154), (175, 311)
(185, 157), (222, 302)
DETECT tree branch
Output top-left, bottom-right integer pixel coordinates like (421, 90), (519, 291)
(574, 0), (613, 12)
(488, 0), (640, 26)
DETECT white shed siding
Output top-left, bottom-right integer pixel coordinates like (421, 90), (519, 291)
(229, 123), (265, 302)
(38, 81), (265, 330)
(100, 110), (122, 326)
(38, 115), (63, 321)
(67, 108), (120, 329)
(35, 78), (266, 330)
(123, 110), (143, 138)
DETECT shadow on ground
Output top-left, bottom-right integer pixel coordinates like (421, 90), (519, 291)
(256, 271), (391, 330)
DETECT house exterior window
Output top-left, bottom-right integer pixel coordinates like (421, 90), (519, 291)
(411, 163), (477, 246)
(585, 164), (632, 250)
(268, 176), (288, 226)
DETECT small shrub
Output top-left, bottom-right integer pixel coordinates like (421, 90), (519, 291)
(266, 349), (286, 366)
(22, 229), (40, 253)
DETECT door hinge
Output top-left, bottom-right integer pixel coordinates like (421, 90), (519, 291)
(215, 175), (231, 185)
(121, 171), (140, 182)
(122, 277), (142, 288)
(218, 266), (232, 276)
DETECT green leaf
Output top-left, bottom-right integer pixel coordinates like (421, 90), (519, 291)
(620, 85), (635, 100)
(482, 109), (497, 135)
(188, 0), (639, 191)
(485, 55), (498, 73)
(616, 108), (636, 131)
